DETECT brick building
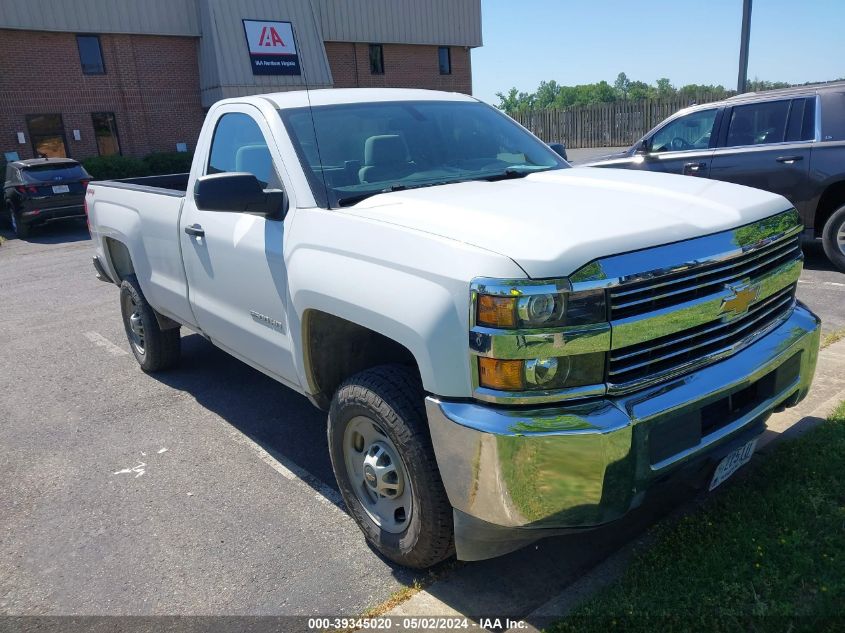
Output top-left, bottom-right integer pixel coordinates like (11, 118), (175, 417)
(0, 0), (481, 162)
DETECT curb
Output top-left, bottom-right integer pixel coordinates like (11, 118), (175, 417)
(384, 338), (845, 628)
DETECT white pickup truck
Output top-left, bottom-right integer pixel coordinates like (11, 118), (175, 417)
(87, 88), (821, 568)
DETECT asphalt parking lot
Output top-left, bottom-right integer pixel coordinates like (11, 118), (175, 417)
(1, 220), (842, 618)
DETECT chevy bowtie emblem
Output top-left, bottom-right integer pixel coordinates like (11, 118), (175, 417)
(720, 282), (760, 317)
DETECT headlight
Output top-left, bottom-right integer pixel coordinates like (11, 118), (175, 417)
(476, 287), (605, 329)
(478, 353), (605, 392)
(471, 278), (610, 401)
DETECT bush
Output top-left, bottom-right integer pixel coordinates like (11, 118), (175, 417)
(142, 151), (194, 176)
(81, 151), (194, 181)
(82, 155), (150, 180)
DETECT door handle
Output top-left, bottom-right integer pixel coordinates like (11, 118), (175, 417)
(683, 161), (706, 175)
(776, 155), (803, 164)
(184, 224), (205, 237)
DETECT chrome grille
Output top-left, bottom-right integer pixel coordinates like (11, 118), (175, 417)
(609, 284), (796, 387)
(609, 234), (802, 320)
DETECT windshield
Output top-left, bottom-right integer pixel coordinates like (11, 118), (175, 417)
(280, 100), (568, 208)
(21, 163), (89, 182)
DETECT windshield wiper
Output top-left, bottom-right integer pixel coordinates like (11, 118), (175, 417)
(479, 167), (542, 182)
(336, 169), (548, 207)
(336, 181), (449, 207)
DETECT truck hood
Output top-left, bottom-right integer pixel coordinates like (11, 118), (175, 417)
(342, 167), (792, 279)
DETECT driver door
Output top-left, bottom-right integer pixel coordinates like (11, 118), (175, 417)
(640, 107), (721, 177)
(179, 106), (298, 386)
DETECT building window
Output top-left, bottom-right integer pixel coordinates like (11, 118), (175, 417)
(26, 114), (69, 158)
(438, 46), (451, 75)
(92, 112), (121, 155)
(369, 44), (384, 75)
(77, 35), (105, 74)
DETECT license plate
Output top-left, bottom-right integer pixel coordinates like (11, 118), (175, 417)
(52, 185), (69, 193)
(709, 438), (757, 491)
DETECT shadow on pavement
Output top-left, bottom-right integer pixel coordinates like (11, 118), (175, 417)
(155, 333), (335, 489)
(144, 332), (744, 610)
(0, 219), (90, 245)
(422, 476), (704, 622)
(802, 241), (836, 273)
(150, 332), (421, 583)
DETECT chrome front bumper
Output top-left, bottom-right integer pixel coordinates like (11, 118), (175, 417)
(427, 303), (821, 560)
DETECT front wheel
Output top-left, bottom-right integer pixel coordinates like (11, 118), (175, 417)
(328, 365), (454, 568)
(821, 204), (845, 273)
(119, 275), (181, 372)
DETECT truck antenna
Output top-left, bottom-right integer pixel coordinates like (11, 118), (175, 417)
(295, 23), (331, 207)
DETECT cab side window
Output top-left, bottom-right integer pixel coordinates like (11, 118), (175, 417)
(207, 112), (283, 190)
(784, 97), (816, 142)
(725, 100), (790, 147)
(650, 109), (717, 153)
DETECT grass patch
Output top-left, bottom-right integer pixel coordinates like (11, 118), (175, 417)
(821, 328), (845, 350)
(549, 402), (845, 633)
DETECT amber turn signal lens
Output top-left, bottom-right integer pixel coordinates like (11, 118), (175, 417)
(477, 295), (516, 328)
(478, 358), (524, 391)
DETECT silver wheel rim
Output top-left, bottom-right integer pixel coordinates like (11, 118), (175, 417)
(122, 294), (146, 355)
(9, 208), (17, 233)
(343, 415), (412, 533)
(837, 221), (845, 256)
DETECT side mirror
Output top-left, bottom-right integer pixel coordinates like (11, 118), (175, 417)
(635, 138), (651, 154)
(549, 142), (568, 161)
(194, 172), (286, 219)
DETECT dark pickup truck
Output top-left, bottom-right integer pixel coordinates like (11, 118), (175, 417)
(584, 82), (845, 272)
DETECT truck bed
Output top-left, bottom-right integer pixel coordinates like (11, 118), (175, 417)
(94, 172), (189, 196)
(88, 171), (194, 327)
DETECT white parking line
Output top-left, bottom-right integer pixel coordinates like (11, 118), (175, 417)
(228, 429), (345, 511)
(84, 331), (129, 356)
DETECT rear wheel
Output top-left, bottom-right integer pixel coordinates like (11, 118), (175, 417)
(328, 365), (454, 568)
(821, 204), (845, 273)
(119, 275), (181, 372)
(7, 203), (30, 238)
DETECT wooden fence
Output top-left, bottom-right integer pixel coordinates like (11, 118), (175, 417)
(512, 93), (726, 149)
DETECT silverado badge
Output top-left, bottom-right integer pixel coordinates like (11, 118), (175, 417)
(719, 282), (761, 318)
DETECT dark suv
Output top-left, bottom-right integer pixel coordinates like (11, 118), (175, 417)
(585, 82), (845, 271)
(3, 158), (91, 238)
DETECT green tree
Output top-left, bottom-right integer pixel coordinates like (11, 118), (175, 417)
(534, 80), (562, 109)
(496, 87), (535, 114)
(627, 80), (655, 101)
(746, 77), (792, 92)
(495, 74), (810, 112)
(655, 77), (675, 97)
(614, 72), (631, 99)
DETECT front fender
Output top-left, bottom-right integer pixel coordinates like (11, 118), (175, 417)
(285, 208), (525, 398)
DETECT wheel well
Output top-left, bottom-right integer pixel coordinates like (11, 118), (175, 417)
(303, 310), (419, 410)
(104, 238), (135, 282)
(815, 181), (845, 237)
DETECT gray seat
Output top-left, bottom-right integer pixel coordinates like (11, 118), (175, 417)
(235, 144), (274, 186)
(358, 134), (413, 183)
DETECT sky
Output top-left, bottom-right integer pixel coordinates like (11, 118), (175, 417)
(472, 0), (845, 106)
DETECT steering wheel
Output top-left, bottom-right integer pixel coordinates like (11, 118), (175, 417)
(671, 137), (692, 151)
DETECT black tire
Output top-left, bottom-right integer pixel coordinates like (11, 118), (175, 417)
(7, 203), (30, 238)
(821, 204), (845, 273)
(119, 275), (181, 372)
(328, 365), (454, 568)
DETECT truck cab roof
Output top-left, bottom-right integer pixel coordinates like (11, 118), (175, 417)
(217, 87), (479, 111)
